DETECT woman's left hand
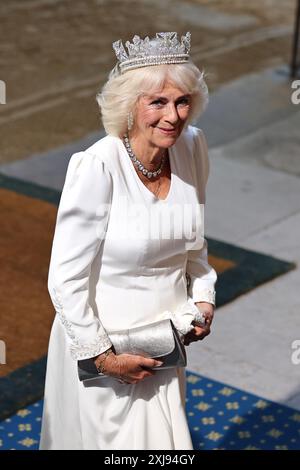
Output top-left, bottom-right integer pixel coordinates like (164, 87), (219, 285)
(183, 302), (215, 346)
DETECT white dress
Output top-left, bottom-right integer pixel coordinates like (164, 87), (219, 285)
(39, 125), (217, 450)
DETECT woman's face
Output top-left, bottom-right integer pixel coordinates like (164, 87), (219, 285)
(131, 81), (191, 149)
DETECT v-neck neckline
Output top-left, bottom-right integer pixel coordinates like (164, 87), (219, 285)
(117, 137), (175, 203)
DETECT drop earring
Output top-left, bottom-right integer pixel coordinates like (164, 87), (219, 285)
(127, 111), (134, 131)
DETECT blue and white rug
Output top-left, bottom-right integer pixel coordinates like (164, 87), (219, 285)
(1, 371), (299, 450)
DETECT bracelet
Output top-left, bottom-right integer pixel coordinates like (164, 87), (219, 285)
(96, 348), (114, 374)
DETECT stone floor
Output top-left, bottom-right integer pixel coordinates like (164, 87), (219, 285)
(0, 0), (296, 163)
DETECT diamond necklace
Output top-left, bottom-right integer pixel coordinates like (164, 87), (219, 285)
(123, 133), (166, 179)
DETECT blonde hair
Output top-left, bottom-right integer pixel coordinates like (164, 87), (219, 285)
(96, 61), (209, 137)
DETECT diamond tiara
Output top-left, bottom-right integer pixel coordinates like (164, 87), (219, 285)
(112, 32), (191, 74)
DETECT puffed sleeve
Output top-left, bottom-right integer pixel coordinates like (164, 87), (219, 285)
(47, 151), (113, 360)
(186, 127), (217, 306)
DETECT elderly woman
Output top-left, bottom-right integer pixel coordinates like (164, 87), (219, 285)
(40, 32), (217, 450)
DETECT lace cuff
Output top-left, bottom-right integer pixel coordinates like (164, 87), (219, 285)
(70, 334), (112, 360)
(51, 287), (112, 360)
(161, 298), (206, 337)
(192, 288), (216, 306)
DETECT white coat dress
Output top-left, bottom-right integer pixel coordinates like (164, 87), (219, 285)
(39, 125), (217, 450)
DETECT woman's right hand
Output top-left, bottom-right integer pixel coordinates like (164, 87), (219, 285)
(95, 352), (163, 384)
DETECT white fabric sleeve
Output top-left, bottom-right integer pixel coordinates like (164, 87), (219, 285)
(161, 298), (206, 337)
(186, 238), (217, 305)
(47, 151), (113, 360)
(161, 128), (217, 337)
(186, 128), (217, 307)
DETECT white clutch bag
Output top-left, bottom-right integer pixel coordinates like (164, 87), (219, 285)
(77, 319), (186, 382)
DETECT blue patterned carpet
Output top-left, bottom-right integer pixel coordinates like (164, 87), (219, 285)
(1, 371), (299, 450)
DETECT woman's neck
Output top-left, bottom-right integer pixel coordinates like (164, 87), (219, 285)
(127, 135), (167, 170)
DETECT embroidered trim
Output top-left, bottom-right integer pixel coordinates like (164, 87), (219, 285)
(160, 309), (194, 337)
(50, 287), (112, 360)
(192, 288), (216, 306)
(161, 298), (206, 337)
(70, 336), (112, 360)
(170, 313), (195, 336)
